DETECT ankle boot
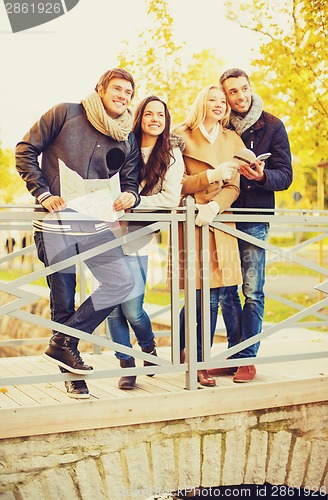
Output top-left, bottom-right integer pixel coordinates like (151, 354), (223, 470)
(43, 333), (93, 374)
(118, 358), (136, 390)
(141, 340), (157, 377)
(197, 369), (216, 387)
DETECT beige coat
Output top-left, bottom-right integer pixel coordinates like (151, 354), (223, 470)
(178, 126), (245, 289)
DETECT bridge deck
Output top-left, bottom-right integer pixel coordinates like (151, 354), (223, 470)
(1, 330), (327, 439)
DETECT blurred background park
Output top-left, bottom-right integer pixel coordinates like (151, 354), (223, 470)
(0, 0), (327, 355)
(0, 0), (327, 208)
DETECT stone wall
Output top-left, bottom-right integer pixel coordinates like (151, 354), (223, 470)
(0, 402), (327, 499)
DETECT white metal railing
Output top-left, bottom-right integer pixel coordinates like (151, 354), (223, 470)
(0, 201), (327, 390)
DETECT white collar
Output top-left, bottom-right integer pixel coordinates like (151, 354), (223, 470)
(199, 123), (220, 144)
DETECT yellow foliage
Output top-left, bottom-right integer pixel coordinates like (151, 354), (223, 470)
(225, 0), (328, 208)
(115, 0), (327, 209)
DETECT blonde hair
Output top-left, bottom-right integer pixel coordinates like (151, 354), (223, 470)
(175, 85), (231, 133)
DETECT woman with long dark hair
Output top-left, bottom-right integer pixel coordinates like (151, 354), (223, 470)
(107, 96), (184, 389)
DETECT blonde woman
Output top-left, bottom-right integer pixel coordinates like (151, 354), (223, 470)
(175, 84), (247, 387)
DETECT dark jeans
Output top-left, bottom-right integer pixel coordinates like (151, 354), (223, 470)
(107, 255), (154, 360)
(179, 288), (221, 362)
(219, 222), (269, 358)
(34, 229), (134, 346)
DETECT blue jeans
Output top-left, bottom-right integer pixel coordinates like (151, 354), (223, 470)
(180, 288), (221, 362)
(107, 255), (154, 360)
(219, 222), (269, 358)
(34, 229), (134, 347)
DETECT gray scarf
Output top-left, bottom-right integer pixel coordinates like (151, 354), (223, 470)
(230, 93), (263, 136)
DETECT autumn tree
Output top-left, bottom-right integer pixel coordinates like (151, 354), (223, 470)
(225, 0), (328, 208)
(116, 0), (184, 110)
(173, 49), (226, 125)
(0, 143), (25, 203)
(116, 0), (225, 126)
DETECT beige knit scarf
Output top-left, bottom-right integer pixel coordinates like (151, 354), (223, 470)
(81, 91), (133, 141)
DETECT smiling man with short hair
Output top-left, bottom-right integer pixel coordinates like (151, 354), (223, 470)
(209, 68), (293, 383)
(16, 67), (140, 398)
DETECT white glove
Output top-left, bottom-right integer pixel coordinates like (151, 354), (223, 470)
(195, 201), (219, 226)
(207, 161), (239, 183)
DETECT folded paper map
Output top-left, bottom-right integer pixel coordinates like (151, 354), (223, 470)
(59, 159), (123, 222)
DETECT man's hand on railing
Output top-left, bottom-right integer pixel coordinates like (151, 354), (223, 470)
(113, 192), (136, 211)
(41, 195), (66, 212)
(195, 201), (219, 226)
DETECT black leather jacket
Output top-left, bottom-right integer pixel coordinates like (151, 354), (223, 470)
(15, 102), (140, 206)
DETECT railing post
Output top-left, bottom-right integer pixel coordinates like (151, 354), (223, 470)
(183, 196), (198, 390)
(200, 224), (211, 363)
(317, 161), (327, 300)
(169, 214), (181, 366)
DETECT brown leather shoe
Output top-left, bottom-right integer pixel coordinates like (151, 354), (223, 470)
(233, 365), (256, 383)
(208, 367), (237, 376)
(118, 358), (136, 390)
(197, 370), (216, 387)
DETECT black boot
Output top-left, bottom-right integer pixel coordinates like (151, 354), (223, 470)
(43, 333), (93, 374)
(118, 358), (136, 390)
(141, 340), (158, 377)
(59, 366), (90, 399)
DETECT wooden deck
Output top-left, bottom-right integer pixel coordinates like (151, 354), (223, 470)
(1, 329), (328, 439)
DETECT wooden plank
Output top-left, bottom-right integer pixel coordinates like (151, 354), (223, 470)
(44, 382), (89, 404)
(7, 355), (91, 404)
(2, 358), (66, 405)
(0, 358), (29, 377)
(142, 374), (186, 393)
(85, 382), (114, 400)
(1, 344), (327, 439)
(0, 385), (40, 406)
(20, 356), (84, 404)
(29, 384), (73, 405)
(0, 360), (47, 406)
(133, 378), (170, 395)
(21, 356), (56, 375)
(0, 391), (20, 409)
(87, 379), (133, 399)
(1, 376), (327, 439)
(258, 360), (327, 380)
(157, 371), (186, 389)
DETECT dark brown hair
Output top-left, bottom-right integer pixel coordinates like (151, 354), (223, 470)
(133, 96), (173, 196)
(95, 68), (135, 98)
(219, 68), (250, 86)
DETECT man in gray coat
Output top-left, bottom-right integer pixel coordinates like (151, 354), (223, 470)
(16, 68), (140, 398)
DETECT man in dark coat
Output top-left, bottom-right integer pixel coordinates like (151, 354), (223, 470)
(210, 68), (292, 382)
